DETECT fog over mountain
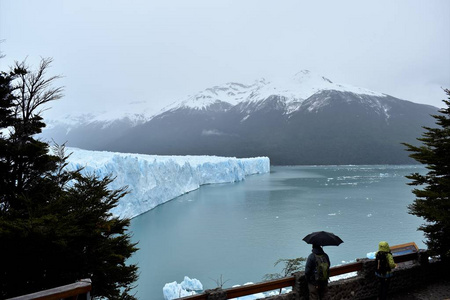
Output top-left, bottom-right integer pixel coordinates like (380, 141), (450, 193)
(40, 71), (438, 165)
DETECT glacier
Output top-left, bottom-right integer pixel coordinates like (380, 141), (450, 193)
(65, 148), (270, 219)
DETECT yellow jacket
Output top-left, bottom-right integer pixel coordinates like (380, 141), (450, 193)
(375, 241), (396, 278)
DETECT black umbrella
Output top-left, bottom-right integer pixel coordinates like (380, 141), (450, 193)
(303, 231), (344, 246)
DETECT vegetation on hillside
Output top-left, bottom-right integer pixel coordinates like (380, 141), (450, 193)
(0, 58), (138, 299)
(403, 89), (450, 261)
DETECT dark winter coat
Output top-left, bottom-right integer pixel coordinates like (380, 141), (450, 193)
(305, 246), (330, 285)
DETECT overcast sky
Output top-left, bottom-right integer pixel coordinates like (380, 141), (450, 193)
(1, 0), (449, 119)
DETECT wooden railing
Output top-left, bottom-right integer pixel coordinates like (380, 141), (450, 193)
(6, 279), (92, 300)
(5, 249), (420, 300)
(179, 276), (295, 300)
(179, 252), (419, 300)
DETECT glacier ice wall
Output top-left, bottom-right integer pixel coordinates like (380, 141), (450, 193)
(65, 148), (270, 219)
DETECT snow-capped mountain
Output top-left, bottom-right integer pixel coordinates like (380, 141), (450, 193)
(40, 70), (439, 165)
(41, 100), (164, 149)
(45, 100), (157, 130)
(165, 70), (385, 113)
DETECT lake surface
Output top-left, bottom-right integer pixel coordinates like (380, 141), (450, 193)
(128, 165), (426, 299)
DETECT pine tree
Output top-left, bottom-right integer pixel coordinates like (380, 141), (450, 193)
(0, 58), (138, 299)
(403, 89), (450, 261)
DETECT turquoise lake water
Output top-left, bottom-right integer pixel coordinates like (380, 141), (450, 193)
(128, 165), (427, 299)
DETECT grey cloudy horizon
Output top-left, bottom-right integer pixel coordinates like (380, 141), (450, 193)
(1, 0), (449, 119)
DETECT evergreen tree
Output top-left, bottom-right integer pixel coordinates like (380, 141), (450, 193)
(403, 89), (450, 261)
(0, 58), (138, 299)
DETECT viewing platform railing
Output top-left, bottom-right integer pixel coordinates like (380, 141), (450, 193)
(6, 279), (91, 300)
(6, 243), (422, 300)
(178, 251), (420, 300)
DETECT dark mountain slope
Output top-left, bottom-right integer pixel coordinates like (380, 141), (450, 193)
(102, 91), (437, 165)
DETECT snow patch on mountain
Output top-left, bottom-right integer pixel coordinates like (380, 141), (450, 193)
(42, 70), (389, 134)
(170, 70), (386, 112)
(168, 80), (268, 111)
(45, 100), (163, 131)
(44, 113), (96, 132)
(65, 148), (270, 219)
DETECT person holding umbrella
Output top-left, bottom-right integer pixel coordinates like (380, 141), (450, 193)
(303, 231), (343, 300)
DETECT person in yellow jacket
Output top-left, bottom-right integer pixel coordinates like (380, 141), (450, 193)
(375, 241), (397, 300)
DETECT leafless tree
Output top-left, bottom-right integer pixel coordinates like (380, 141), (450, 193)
(12, 57), (64, 122)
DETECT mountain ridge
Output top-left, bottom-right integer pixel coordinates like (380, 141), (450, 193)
(40, 71), (438, 165)
(46, 70), (389, 127)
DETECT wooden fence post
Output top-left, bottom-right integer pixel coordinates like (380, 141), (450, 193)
(292, 271), (307, 300)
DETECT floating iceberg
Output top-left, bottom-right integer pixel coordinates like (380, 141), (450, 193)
(163, 276), (203, 300)
(163, 278), (291, 300)
(65, 148), (270, 218)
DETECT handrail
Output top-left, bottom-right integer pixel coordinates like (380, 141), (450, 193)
(180, 277), (295, 300)
(329, 261), (362, 276)
(178, 251), (419, 300)
(226, 276), (296, 299)
(180, 293), (208, 300)
(180, 294), (208, 300)
(7, 252), (419, 300)
(6, 279), (92, 300)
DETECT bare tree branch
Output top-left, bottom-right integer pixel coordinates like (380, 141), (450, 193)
(13, 57), (64, 121)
